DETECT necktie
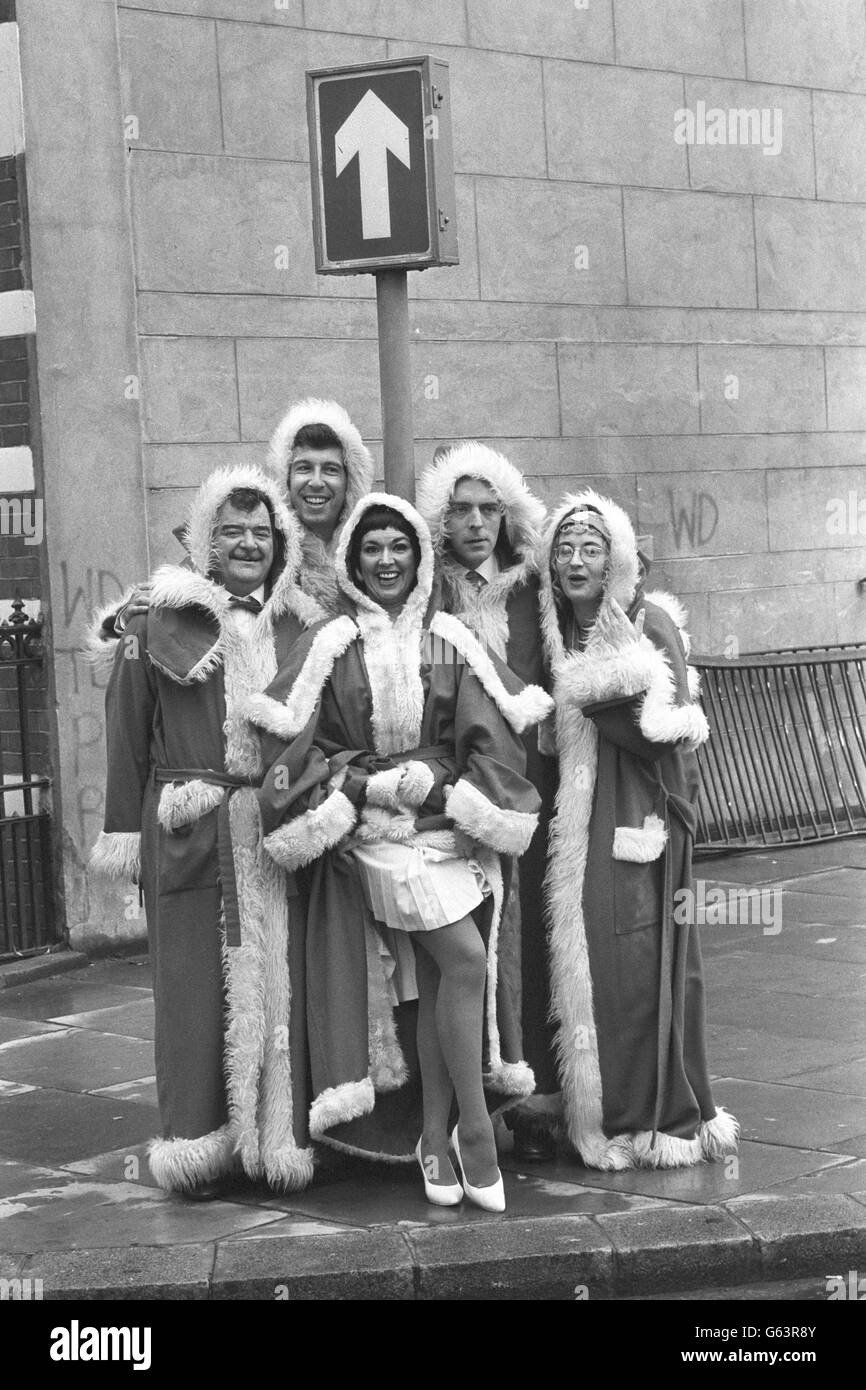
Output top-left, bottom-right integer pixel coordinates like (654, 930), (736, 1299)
(228, 595), (263, 614)
(464, 569), (486, 589)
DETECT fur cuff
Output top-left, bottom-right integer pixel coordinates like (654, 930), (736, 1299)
(632, 1129), (704, 1169)
(446, 778), (538, 855)
(355, 804), (418, 843)
(366, 760), (434, 813)
(612, 813), (667, 863)
(700, 1106), (740, 1160)
(260, 1144), (316, 1193)
(245, 616), (358, 739)
(485, 1059), (536, 1098)
(309, 1076), (375, 1138)
(147, 1125), (236, 1192)
(157, 779), (225, 832)
(576, 1132), (637, 1172)
(428, 611), (554, 733)
(90, 830), (141, 881)
(558, 642), (661, 708)
(640, 672), (710, 749)
(263, 790), (356, 869)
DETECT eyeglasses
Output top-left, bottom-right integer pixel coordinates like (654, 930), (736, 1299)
(553, 541), (606, 564)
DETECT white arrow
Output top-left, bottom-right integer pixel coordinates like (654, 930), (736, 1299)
(334, 89), (410, 241)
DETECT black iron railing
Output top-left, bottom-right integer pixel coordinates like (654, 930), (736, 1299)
(0, 596), (57, 957)
(693, 645), (866, 852)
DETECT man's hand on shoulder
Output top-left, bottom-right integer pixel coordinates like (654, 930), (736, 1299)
(114, 581), (152, 634)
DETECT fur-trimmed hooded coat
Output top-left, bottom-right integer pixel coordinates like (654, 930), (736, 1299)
(245, 493), (554, 1161)
(90, 466), (327, 1193)
(417, 442), (559, 1089)
(537, 490), (739, 1171)
(86, 398), (375, 675)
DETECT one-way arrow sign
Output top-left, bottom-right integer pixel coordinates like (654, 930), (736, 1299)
(335, 90), (411, 241)
(307, 56), (458, 274)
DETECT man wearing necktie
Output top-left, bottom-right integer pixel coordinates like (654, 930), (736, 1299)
(91, 468), (325, 1199)
(418, 444), (558, 1158)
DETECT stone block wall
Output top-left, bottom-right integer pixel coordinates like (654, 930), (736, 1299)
(110, 0), (866, 653)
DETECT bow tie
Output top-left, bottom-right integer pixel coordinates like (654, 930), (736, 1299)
(228, 594), (263, 614)
(464, 569), (487, 589)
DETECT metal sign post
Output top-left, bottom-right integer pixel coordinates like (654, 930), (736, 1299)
(307, 56), (458, 500)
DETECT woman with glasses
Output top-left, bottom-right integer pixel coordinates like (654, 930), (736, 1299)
(512, 490), (739, 1171)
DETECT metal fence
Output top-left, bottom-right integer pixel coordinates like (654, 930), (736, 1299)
(0, 597), (57, 957)
(693, 644), (866, 853)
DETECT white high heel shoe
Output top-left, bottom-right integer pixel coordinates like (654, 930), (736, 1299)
(451, 1126), (506, 1213)
(415, 1138), (463, 1207)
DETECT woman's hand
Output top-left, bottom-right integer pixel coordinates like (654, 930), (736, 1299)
(596, 598), (645, 649)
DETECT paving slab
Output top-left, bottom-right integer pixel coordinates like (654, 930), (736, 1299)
(0, 1018), (67, 1046)
(774, 868), (866, 899)
(503, 1140), (849, 1207)
(712, 1078), (866, 1149)
(702, 949), (864, 997)
(702, 923), (866, 963)
(768, 1158), (866, 1196)
(0, 1170), (285, 1253)
(0, 951), (88, 989)
(0, 1028), (154, 1093)
(775, 891), (866, 927)
(63, 1142), (157, 1187)
(6, 1244), (214, 1300)
(705, 1023), (866, 1083)
(0, 979), (152, 1021)
(0, 1088), (158, 1167)
(407, 1214), (614, 1301)
(778, 1055), (866, 1095)
(725, 1193), (866, 1278)
(707, 987), (866, 1041)
(212, 1229), (415, 1300)
(51, 999), (156, 1041)
(593, 1205), (754, 1293)
(89, 1076), (159, 1106)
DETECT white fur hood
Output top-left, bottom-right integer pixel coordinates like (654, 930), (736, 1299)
(265, 397), (374, 537)
(417, 442), (546, 576)
(334, 491), (436, 628)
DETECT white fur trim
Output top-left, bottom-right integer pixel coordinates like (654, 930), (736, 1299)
(557, 641), (660, 708)
(309, 1076), (376, 1138)
(265, 396), (373, 522)
(417, 442), (546, 563)
(429, 611), (554, 733)
(612, 814), (667, 863)
(366, 760), (434, 813)
(700, 1106), (740, 1160)
(485, 1059), (536, 1098)
(157, 779), (225, 832)
(638, 654), (710, 749)
(446, 778), (538, 855)
(183, 465), (300, 584)
(632, 1129), (704, 1169)
(262, 790), (356, 870)
(147, 1125), (236, 1192)
(90, 830), (141, 881)
(687, 665), (701, 700)
(644, 590), (688, 632)
(221, 789), (313, 1189)
(84, 598), (127, 679)
(243, 615), (358, 740)
(357, 607), (426, 756)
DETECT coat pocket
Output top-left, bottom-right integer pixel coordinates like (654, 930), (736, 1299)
(611, 815), (667, 934)
(157, 807), (220, 896)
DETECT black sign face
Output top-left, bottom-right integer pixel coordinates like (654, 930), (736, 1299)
(314, 68), (431, 265)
